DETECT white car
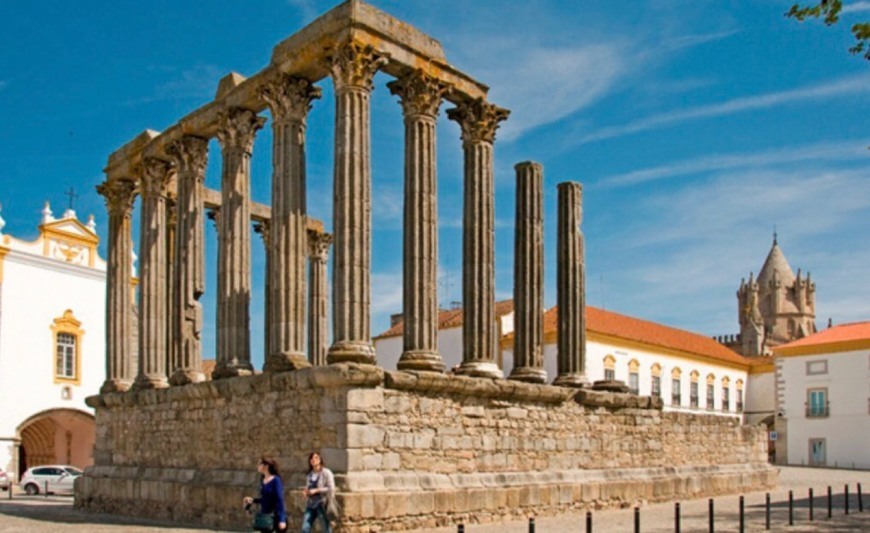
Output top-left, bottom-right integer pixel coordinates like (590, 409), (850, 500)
(0, 468), (9, 491)
(19, 465), (82, 495)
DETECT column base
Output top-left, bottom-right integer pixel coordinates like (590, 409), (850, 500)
(508, 367), (547, 384)
(168, 369), (206, 386)
(211, 361), (255, 380)
(552, 373), (590, 388)
(454, 361), (502, 379)
(100, 379), (132, 394)
(327, 340), (376, 365)
(264, 351), (312, 373)
(397, 350), (445, 373)
(132, 375), (169, 390)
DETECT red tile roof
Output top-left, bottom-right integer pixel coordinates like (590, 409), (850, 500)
(774, 321), (870, 351)
(374, 300), (514, 339)
(513, 306), (750, 367)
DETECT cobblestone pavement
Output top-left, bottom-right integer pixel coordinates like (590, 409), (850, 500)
(0, 467), (867, 532)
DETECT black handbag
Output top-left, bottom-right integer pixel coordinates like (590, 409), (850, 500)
(252, 510), (275, 532)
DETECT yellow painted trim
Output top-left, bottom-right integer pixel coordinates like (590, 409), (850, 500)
(706, 373), (716, 385)
(671, 366), (682, 378)
(628, 358), (640, 371)
(721, 376), (730, 386)
(561, 330), (750, 371)
(690, 370), (700, 381)
(603, 354), (616, 369)
(773, 339), (870, 357)
(736, 379), (744, 390)
(0, 245), (8, 283)
(51, 309), (84, 386)
(748, 363), (775, 374)
(651, 363), (662, 377)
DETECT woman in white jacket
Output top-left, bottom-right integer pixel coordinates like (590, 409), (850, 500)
(301, 451), (335, 533)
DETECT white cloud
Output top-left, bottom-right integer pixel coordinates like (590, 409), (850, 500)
(578, 74), (870, 145)
(842, 1), (870, 14)
(661, 30), (739, 51)
(598, 139), (870, 188)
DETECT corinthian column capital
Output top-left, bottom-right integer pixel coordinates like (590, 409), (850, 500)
(446, 99), (510, 144)
(216, 108), (266, 153)
(308, 229), (333, 262)
(97, 179), (137, 216)
(261, 75), (322, 123)
(166, 136), (209, 178)
(326, 41), (389, 92)
(387, 70), (451, 118)
(140, 158), (174, 199)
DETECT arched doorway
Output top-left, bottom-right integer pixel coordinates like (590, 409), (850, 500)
(16, 409), (95, 476)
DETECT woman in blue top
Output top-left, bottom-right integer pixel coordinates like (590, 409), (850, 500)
(301, 451), (334, 533)
(243, 457), (287, 532)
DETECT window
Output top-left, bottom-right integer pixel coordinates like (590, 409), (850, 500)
(706, 384), (715, 410)
(628, 359), (640, 393)
(806, 360), (828, 375)
(736, 380), (744, 412)
(722, 386), (730, 411)
(651, 376), (661, 397)
(690, 382), (699, 408)
(604, 355), (616, 381)
(51, 310), (83, 384)
(56, 333), (76, 378)
(806, 388), (829, 417)
(672, 368), (682, 406)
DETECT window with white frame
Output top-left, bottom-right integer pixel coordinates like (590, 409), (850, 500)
(56, 333), (76, 379)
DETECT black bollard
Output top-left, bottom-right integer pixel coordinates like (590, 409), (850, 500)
(765, 493), (770, 530)
(634, 507), (640, 533)
(788, 490), (794, 525)
(528, 517), (535, 533)
(675, 502), (681, 533)
(845, 484), (849, 515)
(457, 524), (465, 533)
(809, 488), (814, 521)
(708, 498), (714, 533)
(827, 485), (832, 519)
(859, 482), (864, 513)
(739, 496), (744, 533)
(586, 510), (592, 533)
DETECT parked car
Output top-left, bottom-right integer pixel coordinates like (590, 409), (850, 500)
(0, 468), (9, 491)
(19, 465), (82, 495)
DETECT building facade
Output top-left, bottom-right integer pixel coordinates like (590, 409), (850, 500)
(0, 204), (106, 479)
(772, 321), (870, 469)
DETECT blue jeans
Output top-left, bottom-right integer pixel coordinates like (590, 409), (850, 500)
(301, 503), (331, 533)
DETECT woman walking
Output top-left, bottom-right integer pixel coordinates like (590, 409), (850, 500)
(243, 457), (287, 532)
(301, 451), (335, 533)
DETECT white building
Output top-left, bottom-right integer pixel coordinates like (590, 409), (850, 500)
(0, 203), (106, 481)
(375, 302), (754, 420)
(772, 321), (870, 469)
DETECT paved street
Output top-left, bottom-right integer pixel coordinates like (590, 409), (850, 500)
(0, 467), (867, 532)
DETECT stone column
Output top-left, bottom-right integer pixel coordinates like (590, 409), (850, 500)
(261, 75), (321, 372)
(553, 182), (589, 387)
(446, 99), (509, 378)
(96, 179), (137, 393)
(325, 41), (388, 365)
(133, 158), (173, 390)
(388, 70), (449, 373)
(166, 135), (208, 385)
(509, 162), (546, 383)
(254, 220), (270, 369)
(308, 229), (332, 366)
(213, 108), (265, 379)
(165, 194), (177, 382)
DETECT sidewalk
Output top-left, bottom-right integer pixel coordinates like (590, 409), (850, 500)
(0, 467), (867, 532)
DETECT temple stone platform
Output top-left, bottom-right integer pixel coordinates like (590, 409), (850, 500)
(75, 364), (776, 531)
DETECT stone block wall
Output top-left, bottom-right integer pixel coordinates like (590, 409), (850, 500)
(76, 364), (776, 531)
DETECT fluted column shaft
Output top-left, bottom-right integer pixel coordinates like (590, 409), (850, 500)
(134, 158), (173, 390)
(388, 71), (449, 372)
(213, 108), (265, 379)
(509, 162), (546, 383)
(261, 76), (321, 372)
(447, 99), (509, 378)
(326, 41), (388, 365)
(97, 179), (137, 393)
(308, 230), (333, 366)
(554, 181), (589, 387)
(166, 136), (208, 385)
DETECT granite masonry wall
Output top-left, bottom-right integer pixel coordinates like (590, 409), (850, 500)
(76, 364), (776, 531)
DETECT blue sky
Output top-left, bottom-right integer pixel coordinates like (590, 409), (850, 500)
(1, 1), (868, 367)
